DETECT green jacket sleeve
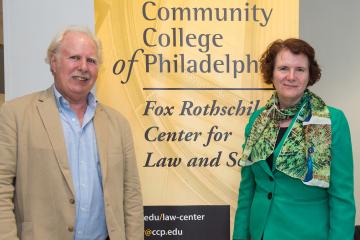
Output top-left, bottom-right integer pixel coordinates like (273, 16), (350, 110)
(233, 166), (255, 240)
(233, 109), (263, 240)
(327, 107), (355, 239)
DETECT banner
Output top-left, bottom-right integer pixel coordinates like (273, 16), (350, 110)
(95, 0), (298, 238)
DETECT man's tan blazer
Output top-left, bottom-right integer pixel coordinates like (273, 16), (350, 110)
(0, 88), (144, 240)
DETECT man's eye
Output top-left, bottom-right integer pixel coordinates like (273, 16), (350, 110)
(70, 56), (80, 60)
(87, 58), (97, 64)
(278, 67), (288, 71)
(297, 68), (305, 72)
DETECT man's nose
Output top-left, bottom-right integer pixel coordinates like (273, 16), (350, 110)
(78, 58), (88, 72)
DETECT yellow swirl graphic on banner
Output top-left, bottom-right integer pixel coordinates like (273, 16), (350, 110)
(95, 0), (298, 234)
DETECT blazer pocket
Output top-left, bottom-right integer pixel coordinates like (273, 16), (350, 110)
(21, 221), (33, 240)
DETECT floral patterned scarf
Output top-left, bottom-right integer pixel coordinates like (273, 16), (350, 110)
(240, 90), (332, 188)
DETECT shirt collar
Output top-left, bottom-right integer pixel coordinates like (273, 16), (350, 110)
(53, 85), (97, 112)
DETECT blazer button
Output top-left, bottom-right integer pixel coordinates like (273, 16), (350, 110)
(267, 192), (273, 200)
(269, 176), (274, 181)
(67, 226), (74, 232)
(69, 198), (75, 204)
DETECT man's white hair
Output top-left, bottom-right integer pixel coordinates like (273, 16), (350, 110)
(45, 26), (102, 66)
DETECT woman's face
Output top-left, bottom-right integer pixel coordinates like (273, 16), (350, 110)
(272, 49), (310, 109)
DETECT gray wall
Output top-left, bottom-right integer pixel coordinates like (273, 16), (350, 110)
(3, 0), (94, 100)
(300, 0), (360, 224)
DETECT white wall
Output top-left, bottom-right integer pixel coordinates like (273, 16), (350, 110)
(3, 0), (94, 100)
(300, 0), (360, 224)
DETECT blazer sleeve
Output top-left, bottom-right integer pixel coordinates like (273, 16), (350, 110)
(327, 108), (355, 240)
(0, 104), (19, 239)
(233, 111), (260, 240)
(233, 166), (255, 240)
(121, 119), (144, 240)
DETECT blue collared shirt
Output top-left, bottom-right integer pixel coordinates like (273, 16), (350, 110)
(54, 86), (108, 240)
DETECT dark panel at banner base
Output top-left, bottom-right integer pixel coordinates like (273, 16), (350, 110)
(144, 205), (229, 240)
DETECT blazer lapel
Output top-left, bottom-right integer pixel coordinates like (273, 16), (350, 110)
(36, 88), (75, 196)
(94, 105), (109, 184)
(259, 160), (274, 177)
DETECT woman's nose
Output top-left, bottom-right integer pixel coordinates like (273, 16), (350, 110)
(287, 69), (295, 80)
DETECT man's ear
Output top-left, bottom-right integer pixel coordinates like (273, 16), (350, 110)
(50, 55), (57, 74)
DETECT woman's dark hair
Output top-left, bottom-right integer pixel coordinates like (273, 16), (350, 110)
(259, 38), (321, 86)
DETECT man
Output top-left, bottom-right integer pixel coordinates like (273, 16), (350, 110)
(0, 26), (144, 239)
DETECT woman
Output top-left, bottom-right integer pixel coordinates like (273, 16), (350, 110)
(233, 38), (355, 240)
